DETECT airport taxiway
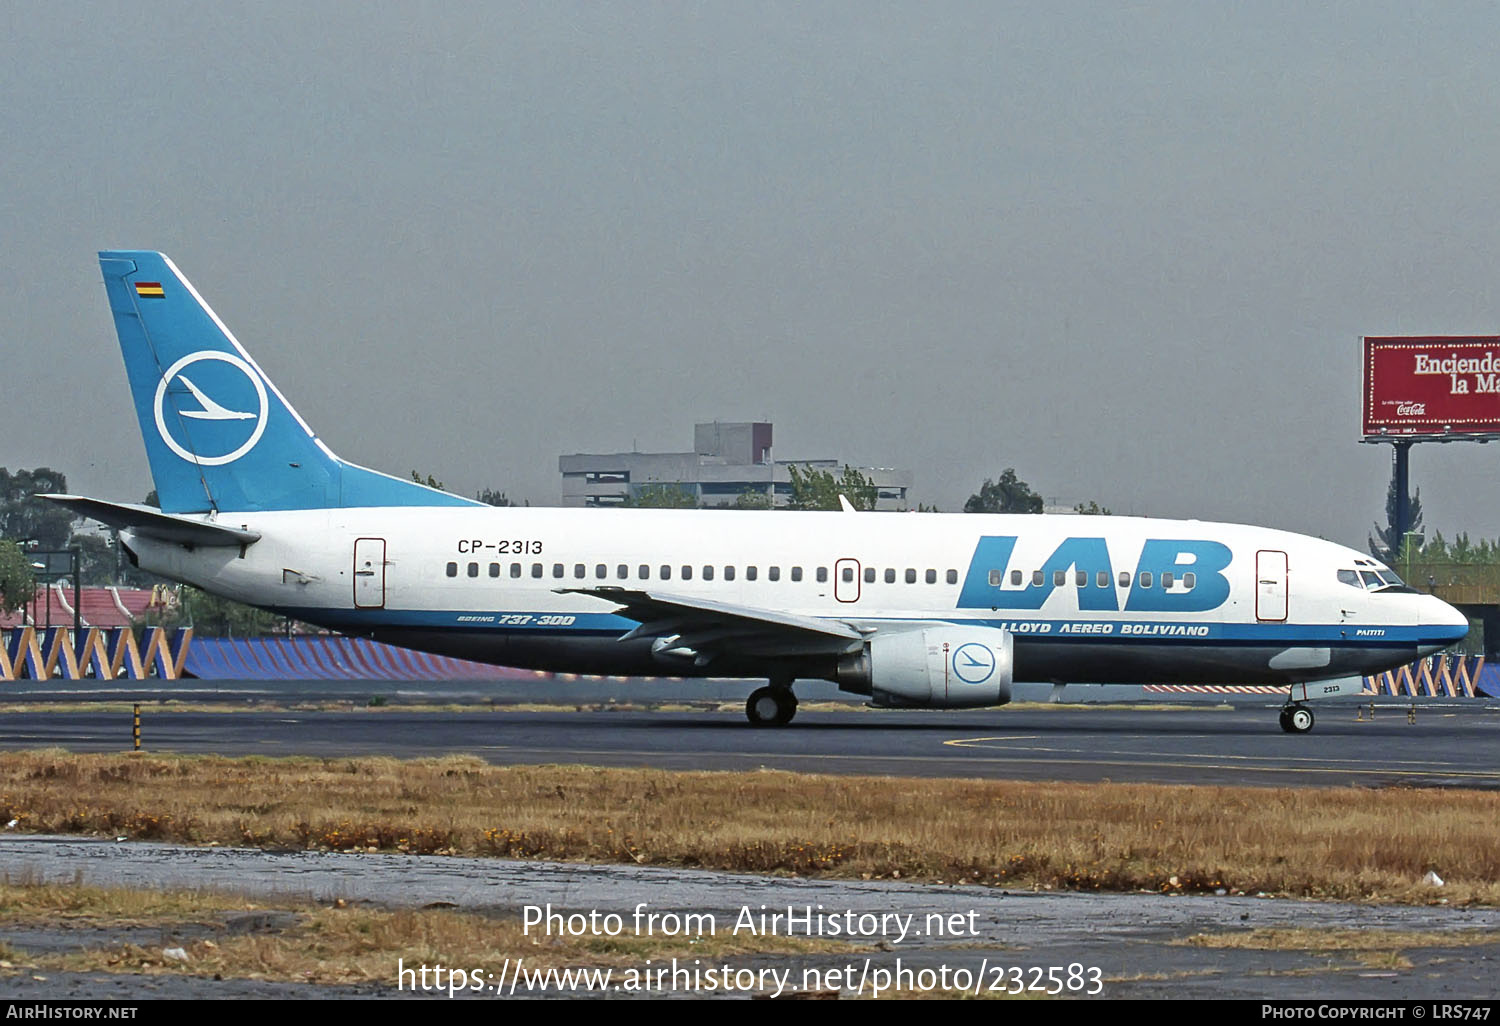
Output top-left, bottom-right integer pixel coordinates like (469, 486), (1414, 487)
(1, 696), (1497, 788)
(3, 689), (1498, 999)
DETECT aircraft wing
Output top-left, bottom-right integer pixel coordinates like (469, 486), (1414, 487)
(39, 494), (262, 547)
(557, 586), (867, 665)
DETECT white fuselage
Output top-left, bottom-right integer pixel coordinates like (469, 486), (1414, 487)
(124, 506), (1466, 687)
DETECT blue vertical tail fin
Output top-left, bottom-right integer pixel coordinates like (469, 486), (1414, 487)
(98, 251), (478, 514)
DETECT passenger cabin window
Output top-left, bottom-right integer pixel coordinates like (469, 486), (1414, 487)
(1010, 570), (1022, 586)
(1139, 571), (1153, 588)
(925, 569), (936, 584)
(682, 565), (693, 581)
(1053, 570), (1066, 588)
(489, 563), (500, 578)
(1183, 572), (1196, 589)
(989, 569), (1003, 587)
(553, 564), (565, 579)
(638, 564), (649, 579)
(510, 562), (521, 578)
(1097, 571), (1109, 588)
(446, 562), (458, 577)
(531, 563), (543, 578)
(574, 564), (585, 579)
(724, 566), (735, 581)
(703, 565), (714, 581)
(595, 564), (606, 579)
(1162, 571), (1174, 589)
(842, 567), (855, 583)
(617, 565), (628, 579)
(1032, 570), (1044, 587)
(1118, 571), (1131, 588)
(905, 569), (916, 584)
(746, 566), (757, 581)
(1075, 570), (1086, 587)
(791, 567), (803, 582)
(864, 567), (875, 584)
(816, 567), (827, 583)
(468, 562), (479, 578)
(660, 565), (672, 580)
(885, 568), (896, 584)
(946, 569), (958, 585)
(768, 566), (780, 581)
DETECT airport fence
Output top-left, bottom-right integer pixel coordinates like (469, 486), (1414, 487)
(0, 626), (192, 680)
(2, 630), (1496, 696)
(1362, 653), (1497, 699)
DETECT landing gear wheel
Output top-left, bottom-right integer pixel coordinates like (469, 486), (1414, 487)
(746, 686), (797, 727)
(1279, 704), (1314, 734)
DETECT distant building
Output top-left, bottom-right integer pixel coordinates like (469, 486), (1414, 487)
(559, 422), (913, 510)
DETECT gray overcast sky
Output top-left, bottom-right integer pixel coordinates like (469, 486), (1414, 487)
(4, 2), (1499, 546)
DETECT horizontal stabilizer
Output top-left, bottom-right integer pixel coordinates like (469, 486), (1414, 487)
(39, 494), (261, 547)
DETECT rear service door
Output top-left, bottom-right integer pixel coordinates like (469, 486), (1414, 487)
(354, 537), (387, 609)
(1255, 549), (1288, 622)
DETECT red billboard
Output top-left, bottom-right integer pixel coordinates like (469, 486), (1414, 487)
(1363, 336), (1500, 439)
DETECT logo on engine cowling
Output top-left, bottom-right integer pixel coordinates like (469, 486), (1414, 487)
(952, 642), (997, 684)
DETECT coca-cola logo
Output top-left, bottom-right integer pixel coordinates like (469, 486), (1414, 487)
(1396, 402), (1426, 416)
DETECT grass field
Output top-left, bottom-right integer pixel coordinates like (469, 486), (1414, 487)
(2, 750), (1496, 903)
(0, 879), (846, 990)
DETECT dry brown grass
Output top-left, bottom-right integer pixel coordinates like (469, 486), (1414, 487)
(2, 750), (1498, 903)
(0, 882), (840, 987)
(1182, 927), (1496, 951)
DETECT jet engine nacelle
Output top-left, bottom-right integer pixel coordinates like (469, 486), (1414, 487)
(837, 626), (1014, 708)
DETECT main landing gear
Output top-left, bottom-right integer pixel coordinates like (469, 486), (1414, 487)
(746, 683), (798, 727)
(1278, 703), (1315, 734)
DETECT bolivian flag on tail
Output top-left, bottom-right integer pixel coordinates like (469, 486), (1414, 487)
(134, 281), (165, 298)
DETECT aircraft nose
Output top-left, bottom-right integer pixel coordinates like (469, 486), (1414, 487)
(1421, 594), (1470, 645)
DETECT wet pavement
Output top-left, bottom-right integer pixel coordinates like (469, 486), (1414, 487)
(3, 835), (1497, 999)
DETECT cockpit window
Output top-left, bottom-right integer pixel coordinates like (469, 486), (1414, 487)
(1345, 567), (1412, 593)
(1344, 570), (1410, 594)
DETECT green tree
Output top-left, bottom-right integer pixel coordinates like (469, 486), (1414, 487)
(731, 487), (773, 510)
(72, 533), (119, 585)
(785, 464), (877, 511)
(477, 488), (526, 507)
(1370, 475), (1423, 563)
(410, 470), (445, 490)
(141, 584), (286, 637)
(1073, 500), (1112, 515)
(964, 469), (1044, 514)
(0, 467), (73, 547)
(624, 484), (699, 508)
(0, 540), (36, 614)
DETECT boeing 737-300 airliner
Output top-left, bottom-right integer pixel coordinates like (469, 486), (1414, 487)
(44, 251), (1470, 733)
